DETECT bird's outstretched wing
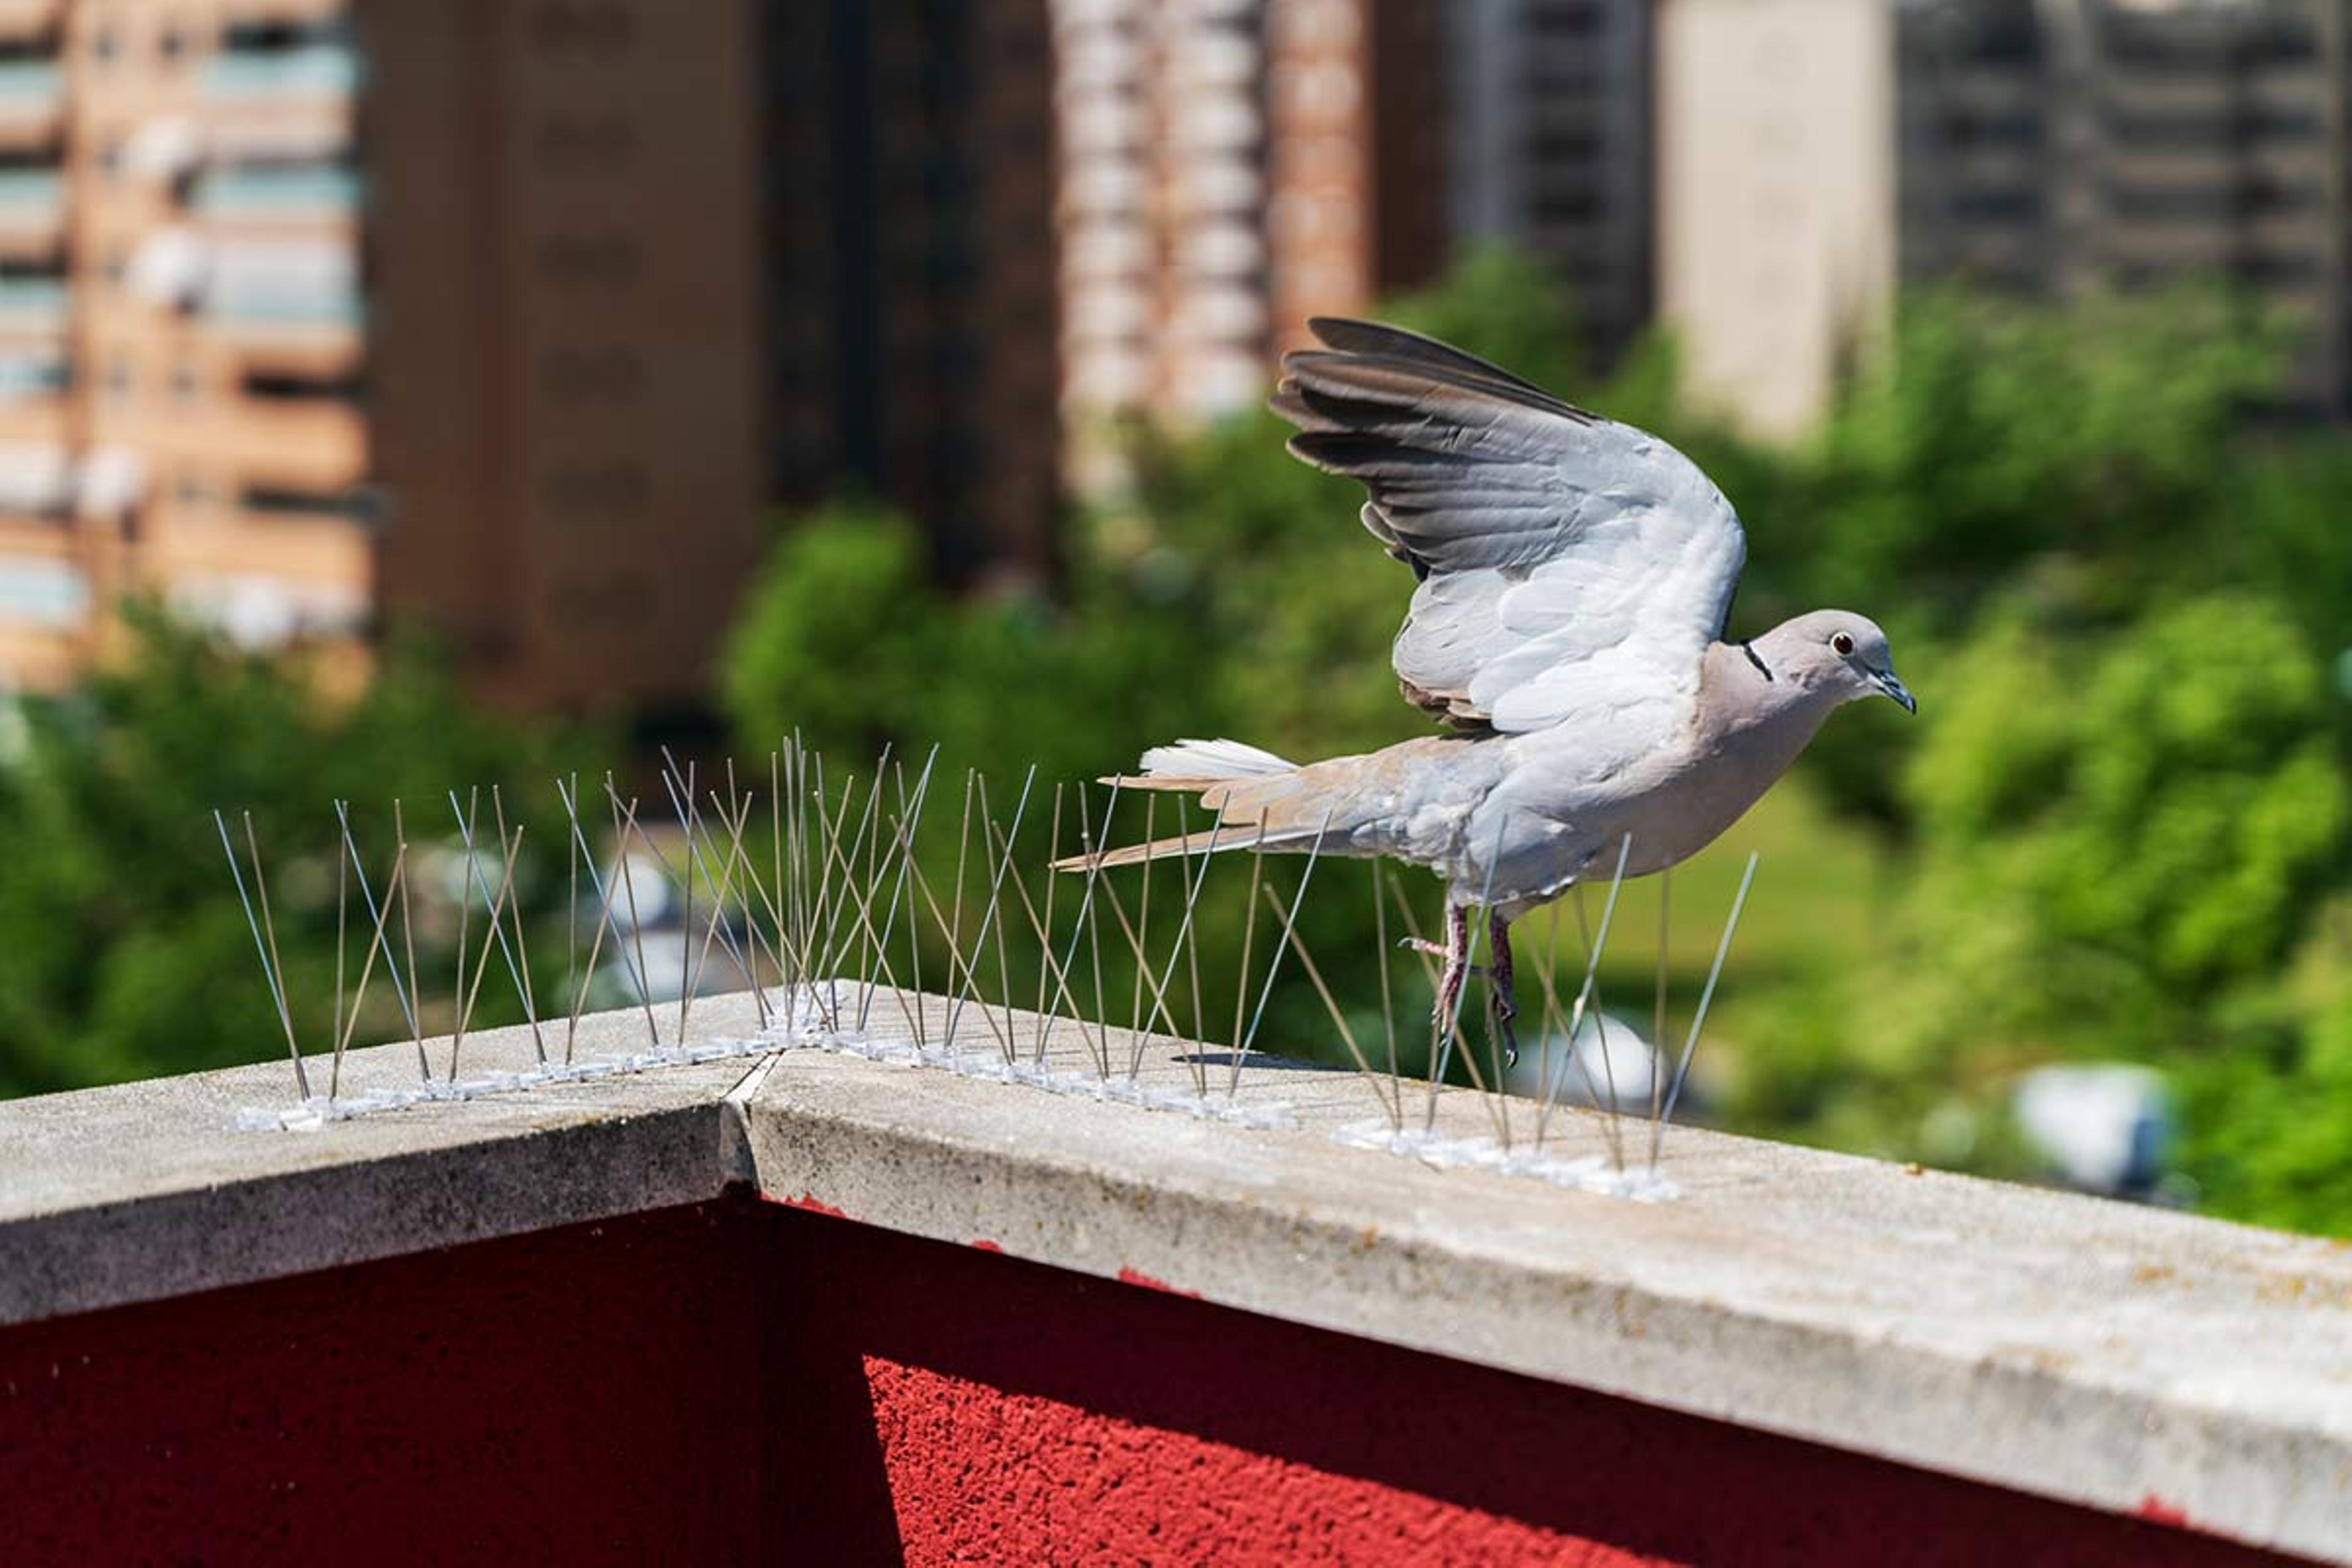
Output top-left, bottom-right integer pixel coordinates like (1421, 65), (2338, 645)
(1270, 318), (1746, 749)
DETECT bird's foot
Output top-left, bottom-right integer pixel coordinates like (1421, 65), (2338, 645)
(1398, 937), (1488, 976)
(1492, 997), (1521, 1071)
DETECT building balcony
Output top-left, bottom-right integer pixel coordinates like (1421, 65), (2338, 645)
(0, 548), (83, 628)
(209, 323), (364, 386)
(191, 164), (362, 226)
(0, 1), (61, 42)
(0, 58), (59, 148)
(203, 102), (352, 165)
(206, 285), (363, 331)
(0, 990), (2342, 1562)
(0, 435), (68, 516)
(0, 349), (64, 405)
(199, 43), (360, 103)
(204, 298), (367, 380)
(0, 59), (56, 100)
(0, 274), (63, 333)
(0, 166), (62, 250)
(162, 567), (366, 648)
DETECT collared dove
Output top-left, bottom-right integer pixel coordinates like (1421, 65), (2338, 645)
(1058, 318), (1913, 1062)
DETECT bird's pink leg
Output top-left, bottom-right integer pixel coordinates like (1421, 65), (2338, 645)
(1431, 903), (1472, 1039)
(1488, 912), (1520, 1070)
(1403, 930), (1486, 974)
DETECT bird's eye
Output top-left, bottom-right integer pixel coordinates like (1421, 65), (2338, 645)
(1831, 632), (1855, 657)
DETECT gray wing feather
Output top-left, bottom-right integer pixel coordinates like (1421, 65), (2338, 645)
(1270, 317), (1747, 734)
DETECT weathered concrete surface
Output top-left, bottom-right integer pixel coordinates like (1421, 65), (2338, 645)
(1, 990), (2347, 1561)
(0, 997), (769, 1322)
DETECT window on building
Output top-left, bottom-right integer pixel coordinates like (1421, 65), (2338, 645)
(1950, 187), (2041, 224)
(242, 484), (374, 524)
(241, 368), (363, 404)
(529, 3), (636, 55)
(533, 232), (641, 285)
(221, 16), (350, 52)
(540, 460), (647, 517)
(0, 560), (88, 628)
(533, 114), (637, 171)
(538, 346), (643, 404)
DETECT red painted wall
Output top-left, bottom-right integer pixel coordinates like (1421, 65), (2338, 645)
(0, 1196), (2311, 1567)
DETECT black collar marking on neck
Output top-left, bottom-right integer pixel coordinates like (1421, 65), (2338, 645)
(1741, 641), (1774, 682)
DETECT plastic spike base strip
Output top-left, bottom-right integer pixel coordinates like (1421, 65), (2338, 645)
(1330, 1120), (1680, 1202)
(234, 982), (1297, 1134)
(230, 1031), (790, 1132)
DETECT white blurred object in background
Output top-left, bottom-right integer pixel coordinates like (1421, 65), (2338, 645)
(1506, 1012), (1671, 1117)
(2013, 1064), (2173, 1197)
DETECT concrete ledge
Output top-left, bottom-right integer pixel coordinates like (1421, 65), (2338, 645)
(0, 1001), (763, 1322)
(1, 990), (2346, 1561)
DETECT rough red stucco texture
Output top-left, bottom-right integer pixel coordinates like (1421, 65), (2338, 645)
(864, 1355), (1624, 1565)
(0, 1195), (2312, 1567)
(804, 1207), (2304, 1568)
(0, 1201), (777, 1565)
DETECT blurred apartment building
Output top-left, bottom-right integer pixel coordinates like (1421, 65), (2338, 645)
(1663, 0), (2352, 435)
(1656, 0), (1898, 437)
(0, 0), (381, 691)
(760, 1), (1061, 585)
(1438, 0), (1653, 368)
(1049, 0), (1653, 482)
(0, 0), (766, 706)
(1050, 0), (1432, 485)
(0, 0), (1060, 710)
(1902, 0), (2351, 412)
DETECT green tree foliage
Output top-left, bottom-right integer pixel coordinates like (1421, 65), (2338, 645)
(1791, 587), (2344, 1069)
(1791, 286), (2283, 631)
(1907, 594), (2343, 1012)
(2177, 994), (2352, 1235)
(1753, 285), (2291, 830)
(0, 609), (603, 1096)
(719, 502), (1204, 790)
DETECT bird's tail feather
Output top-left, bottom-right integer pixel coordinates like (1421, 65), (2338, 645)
(1054, 828), (1318, 874)
(1134, 737), (1295, 780)
(1052, 736), (1315, 872)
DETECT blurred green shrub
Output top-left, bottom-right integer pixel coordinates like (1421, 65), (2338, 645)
(2176, 992), (2352, 1235)
(0, 606), (603, 1096)
(1726, 587), (2350, 1207)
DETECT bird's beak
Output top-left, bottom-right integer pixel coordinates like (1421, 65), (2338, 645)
(1873, 668), (1918, 714)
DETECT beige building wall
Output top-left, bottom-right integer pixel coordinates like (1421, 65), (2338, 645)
(81, 0), (371, 658)
(0, 0), (773, 712)
(1656, 0), (1896, 440)
(0, 0), (74, 690)
(356, 0), (765, 712)
(1051, 0), (1390, 489)
(0, 0), (375, 690)
(1902, 0), (2352, 416)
